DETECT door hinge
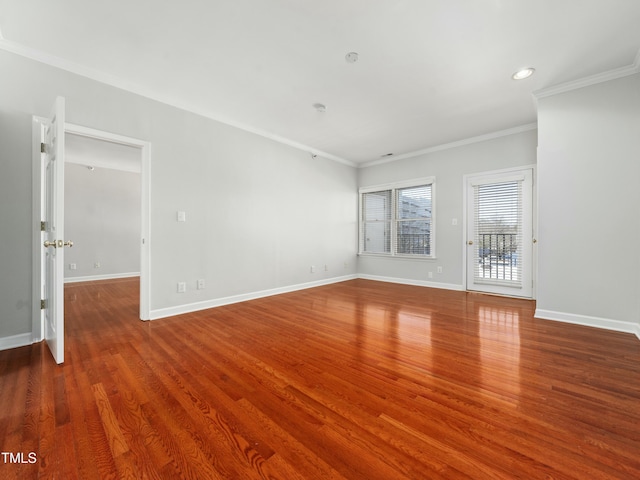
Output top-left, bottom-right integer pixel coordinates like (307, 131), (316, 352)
(40, 221), (46, 232)
(41, 142), (46, 154)
(40, 299), (46, 310)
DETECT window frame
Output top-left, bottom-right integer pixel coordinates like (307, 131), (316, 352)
(359, 177), (436, 259)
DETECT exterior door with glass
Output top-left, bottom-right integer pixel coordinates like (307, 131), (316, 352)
(466, 169), (533, 298)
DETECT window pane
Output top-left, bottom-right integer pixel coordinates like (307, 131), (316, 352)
(363, 191), (391, 221)
(397, 220), (431, 255)
(397, 185), (431, 220)
(396, 185), (432, 255)
(473, 181), (522, 285)
(364, 222), (391, 253)
(362, 190), (391, 253)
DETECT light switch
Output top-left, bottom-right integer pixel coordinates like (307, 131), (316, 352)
(177, 211), (186, 222)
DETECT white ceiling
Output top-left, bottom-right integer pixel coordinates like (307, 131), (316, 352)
(2, 0), (640, 165)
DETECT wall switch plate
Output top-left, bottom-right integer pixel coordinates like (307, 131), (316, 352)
(452, 218), (458, 225)
(177, 211), (186, 222)
(94, 262), (101, 268)
(310, 265), (316, 273)
(70, 263), (77, 270)
(197, 279), (205, 290)
(177, 282), (186, 293)
(437, 266), (443, 274)
(428, 271), (433, 279)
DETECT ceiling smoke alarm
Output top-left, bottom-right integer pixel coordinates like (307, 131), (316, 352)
(345, 52), (359, 63)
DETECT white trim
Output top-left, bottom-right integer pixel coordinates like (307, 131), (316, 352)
(64, 273), (140, 284)
(535, 309), (640, 340)
(149, 275), (358, 320)
(357, 274), (464, 292)
(64, 123), (151, 321)
(359, 123), (538, 168)
(533, 52), (640, 99)
(0, 333), (33, 352)
(0, 38), (353, 168)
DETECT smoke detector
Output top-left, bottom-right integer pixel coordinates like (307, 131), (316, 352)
(345, 52), (359, 64)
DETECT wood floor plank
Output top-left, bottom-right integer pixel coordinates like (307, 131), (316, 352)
(1, 277), (639, 479)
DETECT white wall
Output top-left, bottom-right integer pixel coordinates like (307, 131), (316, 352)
(0, 49), (358, 343)
(536, 73), (640, 336)
(357, 129), (537, 288)
(64, 163), (141, 281)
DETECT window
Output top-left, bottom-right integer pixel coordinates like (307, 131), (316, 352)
(360, 178), (435, 257)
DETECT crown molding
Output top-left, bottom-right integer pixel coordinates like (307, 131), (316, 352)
(358, 123), (538, 168)
(533, 49), (640, 100)
(0, 38), (355, 167)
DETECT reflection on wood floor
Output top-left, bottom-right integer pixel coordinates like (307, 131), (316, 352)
(1, 278), (639, 479)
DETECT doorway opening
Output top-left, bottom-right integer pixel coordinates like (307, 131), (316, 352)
(64, 132), (142, 306)
(63, 123), (150, 321)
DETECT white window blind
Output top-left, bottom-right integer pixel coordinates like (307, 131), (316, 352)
(362, 190), (392, 253)
(473, 180), (523, 287)
(396, 185), (432, 255)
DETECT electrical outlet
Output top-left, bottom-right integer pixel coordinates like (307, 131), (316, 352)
(310, 265), (316, 273)
(437, 266), (443, 274)
(94, 262), (101, 268)
(177, 282), (186, 293)
(428, 271), (433, 279)
(197, 279), (205, 290)
(69, 263), (77, 270)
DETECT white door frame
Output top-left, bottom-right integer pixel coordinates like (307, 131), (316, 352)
(32, 121), (151, 342)
(462, 165), (537, 299)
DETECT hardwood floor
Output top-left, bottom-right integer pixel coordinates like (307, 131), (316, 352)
(1, 278), (639, 479)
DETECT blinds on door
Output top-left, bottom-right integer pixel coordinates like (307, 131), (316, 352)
(472, 178), (523, 287)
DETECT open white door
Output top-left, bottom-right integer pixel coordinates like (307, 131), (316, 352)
(42, 97), (67, 364)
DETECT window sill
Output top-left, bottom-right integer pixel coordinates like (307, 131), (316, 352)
(358, 253), (437, 261)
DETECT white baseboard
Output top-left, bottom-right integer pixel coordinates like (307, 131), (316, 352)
(357, 274), (464, 292)
(65, 272), (140, 283)
(535, 308), (640, 340)
(150, 274), (358, 320)
(0, 332), (33, 352)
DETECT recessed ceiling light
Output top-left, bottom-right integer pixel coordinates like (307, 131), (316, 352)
(312, 103), (327, 113)
(345, 52), (359, 64)
(512, 67), (535, 80)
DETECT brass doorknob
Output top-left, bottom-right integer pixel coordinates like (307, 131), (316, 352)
(467, 240), (473, 245)
(43, 240), (74, 248)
